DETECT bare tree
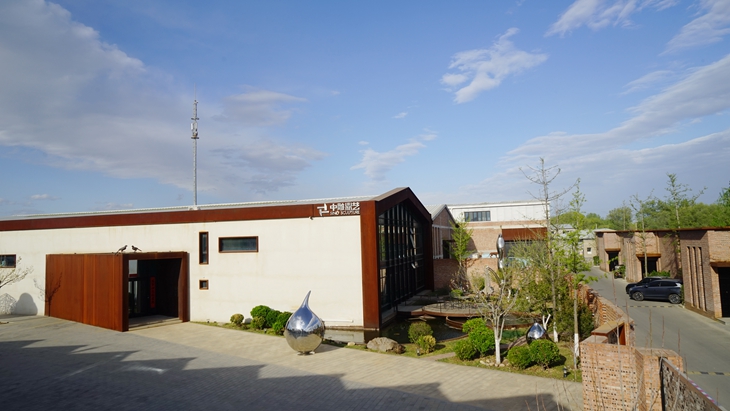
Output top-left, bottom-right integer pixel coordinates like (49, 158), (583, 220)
(472, 265), (519, 365)
(521, 158), (577, 342)
(449, 217), (474, 292)
(631, 192), (653, 278)
(0, 258), (32, 291)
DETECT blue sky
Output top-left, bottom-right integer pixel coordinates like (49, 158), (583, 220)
(1, 0), (729, 217)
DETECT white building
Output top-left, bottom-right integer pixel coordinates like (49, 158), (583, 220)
(0, 188), (433, 333)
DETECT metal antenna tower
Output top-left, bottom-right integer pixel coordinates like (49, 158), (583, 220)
(191, 88), (199, 209)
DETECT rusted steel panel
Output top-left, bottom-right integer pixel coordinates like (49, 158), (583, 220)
(359, 201), (380, 330)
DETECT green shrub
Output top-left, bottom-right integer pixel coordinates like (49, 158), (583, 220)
(470, 276), (485, 292)
(408, 321), (433, 344)
(468, 328), (495, 356)
(649, 270), (671, 278)
(250, 305), (271, 320)
(461, 318), (488, 335)
(230, 313), (244, 326)
(593, 256), (600, 266)
(453, 339), (477, 361)
(529, 339), (561, 369)
(416, 335), (436, 354)
(272, 312), (292, 335)
(250, 316), (266, 330)
(507, 345), (533, 369)
(266, 309), (282, 328)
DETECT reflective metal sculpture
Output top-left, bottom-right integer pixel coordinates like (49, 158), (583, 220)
(526, 322), (546, 344)
(497, 234), (505, 270)
(284, 291), (325, 354)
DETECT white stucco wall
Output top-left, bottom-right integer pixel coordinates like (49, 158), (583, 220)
(448, 201), (546, 222)
(0, 215), (365, 327)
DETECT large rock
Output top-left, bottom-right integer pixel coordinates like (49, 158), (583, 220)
(366, 337), (404, 354)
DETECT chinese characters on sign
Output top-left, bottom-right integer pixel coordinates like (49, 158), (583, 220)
(317, 202), (360, 217)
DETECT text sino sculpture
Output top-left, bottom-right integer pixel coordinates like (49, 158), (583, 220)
(284, 291), (325, 354)
(526, 322), (546, 343)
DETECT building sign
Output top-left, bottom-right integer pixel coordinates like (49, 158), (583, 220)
(317, 202), (360, 217)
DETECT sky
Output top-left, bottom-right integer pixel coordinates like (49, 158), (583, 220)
(1, 0), (729, 218)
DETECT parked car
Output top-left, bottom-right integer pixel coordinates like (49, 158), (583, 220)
(628, 279), (683, 304)
(625, 276), (680, 294)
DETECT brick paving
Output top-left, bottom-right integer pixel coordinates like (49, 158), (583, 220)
(0, 315), (582, 411)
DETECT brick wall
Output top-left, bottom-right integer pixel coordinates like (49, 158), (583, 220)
(661, 358), (722, 410)
(708, 230), (730, 263)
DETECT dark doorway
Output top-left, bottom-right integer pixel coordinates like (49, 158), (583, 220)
(718, 267), (730, 317)
(639, 256), (659, 275)
(607, 252), (619, 271)
(128, 258), (181, 319)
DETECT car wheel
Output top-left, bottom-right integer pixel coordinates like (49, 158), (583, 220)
(632, 291), (644, 301)
(668, 294), (681, 304)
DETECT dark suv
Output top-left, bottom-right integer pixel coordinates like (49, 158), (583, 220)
(625, 276), (664, 294)
(628, 279), (683, 304)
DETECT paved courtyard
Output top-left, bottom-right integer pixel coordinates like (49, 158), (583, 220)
(0, 315), (582, 410)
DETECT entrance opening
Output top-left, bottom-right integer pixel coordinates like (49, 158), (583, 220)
(607, 252), (619, 271)
(128, 258), (181, 326)
(639, 256), (659, 275)
(718, 267), (730, 317)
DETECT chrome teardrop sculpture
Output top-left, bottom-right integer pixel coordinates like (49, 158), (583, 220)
(526, 322), (546, 344)
(284, 291), (325, 354)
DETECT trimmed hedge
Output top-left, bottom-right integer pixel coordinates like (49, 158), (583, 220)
(230, 313), (244, 326)
(416, 335), (436, 354)
(507, 345), (533, 369)
(468, 328), (495, 356)
(461, 318), (487, 334)
(408, 322), (433, 344)
(453, 339), (478, 361)
(529, 339), (561, 369)
(250, 316), (266, 330)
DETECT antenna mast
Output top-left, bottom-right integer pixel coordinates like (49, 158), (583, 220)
(191, 88), (199, 209)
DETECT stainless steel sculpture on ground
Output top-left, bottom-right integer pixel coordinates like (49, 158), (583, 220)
(526, 322), (546, 343)
(284, 291), (325, 354)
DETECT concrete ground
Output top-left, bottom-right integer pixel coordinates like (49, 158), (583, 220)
(0, 315), (582, 411)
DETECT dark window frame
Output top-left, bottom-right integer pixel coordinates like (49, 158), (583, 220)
(0, 254), (16, 268)
(199, 232), (209, 264)
(219, 236), (259, 253)
(464, 211), (491, 222)
(199, 279), (209, 290)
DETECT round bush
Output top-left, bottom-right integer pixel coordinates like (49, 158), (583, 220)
(462, 318), (488, 334)
(230, 313), (244, 326)
(416, 335), (436, 354)
(271, 312), (292, 335)
(250, 305), (271, 320)
(529, 339), (561, 369)
(250, 316), (266, 330)
(266, 309), (282, 328)
(453, 338), (477, 361)
(468, 328), (495, 356)
(507, 345), (533, 369)
(408, 321), (433, 344)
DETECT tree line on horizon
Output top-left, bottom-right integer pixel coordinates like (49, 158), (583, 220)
(555, 174), (730, 231)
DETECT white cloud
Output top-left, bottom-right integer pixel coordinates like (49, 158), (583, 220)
(546, 0), (678, 37)
(0, 1), (323, 200)
(393, 112), (408, 119)
(621, 70), (675, 94)
(94, 202), (134, 211)
(30, 194), (59, 201)
(442, 28), (548, 103)
(351, 132), (437, 182)
(213, 89), (307, 126)
(664, 0), (730, 53)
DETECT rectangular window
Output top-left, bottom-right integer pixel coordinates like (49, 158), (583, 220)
(199, 232), (209, 264)
(464, 211), (490, 222)
(0, 255), (16, 267)
(199, 279), (209, 290)
(219, 237), (258, 253)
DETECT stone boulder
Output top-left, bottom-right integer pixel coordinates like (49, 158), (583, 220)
(366, 337), (404, 354)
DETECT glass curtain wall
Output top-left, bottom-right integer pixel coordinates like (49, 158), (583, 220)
(378, 203), (426, 315)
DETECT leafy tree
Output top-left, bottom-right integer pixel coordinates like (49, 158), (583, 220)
(631, 192), (654, 277)
(719, 181), (730, 209)
(472, 263), (519, 365)
(605, 204), (632, 230)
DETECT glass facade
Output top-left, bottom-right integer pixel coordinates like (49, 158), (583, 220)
(377, 203), (426, 313)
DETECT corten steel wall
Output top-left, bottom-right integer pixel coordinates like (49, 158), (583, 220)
(680, 229), (730, 319)
(46, 254), (124, 331)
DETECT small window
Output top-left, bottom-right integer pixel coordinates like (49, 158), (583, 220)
(219, 237), (258, 252)
(199, 232), (209, 264)
(586, 247), (592, 253)
(0, 255), (16, 268)
(199, 279), (209, 290)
